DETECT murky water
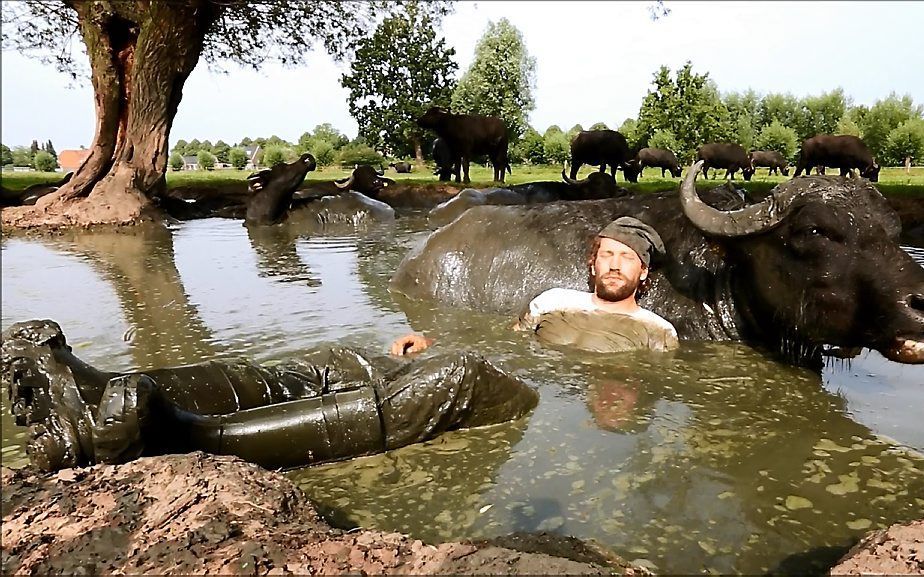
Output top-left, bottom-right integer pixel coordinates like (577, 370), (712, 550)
(2, 216), (923, 575)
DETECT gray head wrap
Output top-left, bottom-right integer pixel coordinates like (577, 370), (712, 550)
(597, 216), (666, 268)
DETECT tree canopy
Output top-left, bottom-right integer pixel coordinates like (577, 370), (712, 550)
(341, 5), (457, 159)
(451, 18), (536, 140)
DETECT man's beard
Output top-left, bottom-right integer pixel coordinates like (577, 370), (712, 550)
(595, 273), (640, 302)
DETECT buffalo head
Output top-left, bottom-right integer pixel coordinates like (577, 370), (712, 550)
(742, 165), (755, 181)
(560, 169), (622, 200)
(862, 162), (881, 182)
(417, 107), (448, 130)
(335, 165), (396, 198)
(681, 160), (924, 363)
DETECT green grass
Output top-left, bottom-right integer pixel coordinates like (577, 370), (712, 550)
(3, 164), (923, 198)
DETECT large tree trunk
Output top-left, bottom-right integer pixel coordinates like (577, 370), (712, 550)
(2, 1), (216, 228)
(412, 136), (425, 167)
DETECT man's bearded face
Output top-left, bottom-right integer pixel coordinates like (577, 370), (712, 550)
(593, 238), (646, 302)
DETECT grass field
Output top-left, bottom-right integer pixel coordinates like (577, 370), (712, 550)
(4, 164), (923, 198)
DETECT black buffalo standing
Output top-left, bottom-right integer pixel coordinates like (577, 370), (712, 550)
(417, 107), (510, 183)
(794, 135), (880, 182)
(697, 142), (755, 180)
(569, 129), (639, 182)
(391, 161), (924, 367)
(637, 147), (682, 178)
(749, 150), (790, 176)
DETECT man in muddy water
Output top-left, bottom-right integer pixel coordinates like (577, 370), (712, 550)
(390, 216), (678, 356)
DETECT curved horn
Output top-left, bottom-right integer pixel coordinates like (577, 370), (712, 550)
(561, 168), (587, 186)
(335, 173), (355, 190)
(679, 160), (800, 237)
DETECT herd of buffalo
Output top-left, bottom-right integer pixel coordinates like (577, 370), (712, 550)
(1, 106), (920, 370)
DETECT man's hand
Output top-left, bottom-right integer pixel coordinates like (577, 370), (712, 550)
(390, 333), (434, 356)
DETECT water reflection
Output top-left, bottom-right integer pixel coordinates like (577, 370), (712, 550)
(1, 221), (922, 575)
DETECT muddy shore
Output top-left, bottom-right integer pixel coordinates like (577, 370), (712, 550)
(1, 453), (647, 575)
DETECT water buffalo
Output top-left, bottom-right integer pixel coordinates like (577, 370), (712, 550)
(637, 148), (682, 178)
(427, 171), (628, 228)
(794, 135), (880, 182)
(569, 130), (639, 182)
(749, 150), (790, 176)
(389, 161), (413, 173)
(391, 161), (924, 367)
(697, 143), (755, 181)
(0, 172), (73, 207)
(431, 137), (455, 181)
(244, 153), (317, 225)
(331, 165), (395, 198)
(417, 107), (510, 183)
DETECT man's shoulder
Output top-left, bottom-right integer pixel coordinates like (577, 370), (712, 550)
(634, 307), (678, 335)
(531, 287), (593, 308)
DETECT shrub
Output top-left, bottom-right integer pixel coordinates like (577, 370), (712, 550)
(33, 151), (58, 172)
(755, 120), (798, 162)
(311, 141), (336, 167)
(228, 147), (248, 169)
(883, 118), (924, 166)
(337, 143), (385, 167)
(197, 150), (216, 170)
(169, 152), (184, 171)
(543, 131), (570, 165)
(261, 145), (289, 168)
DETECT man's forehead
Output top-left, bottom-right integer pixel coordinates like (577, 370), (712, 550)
(597, 237), (639, 256)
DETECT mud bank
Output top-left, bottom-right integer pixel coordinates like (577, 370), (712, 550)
(0, 452), (646, 575)
(829, 519), (924, 575)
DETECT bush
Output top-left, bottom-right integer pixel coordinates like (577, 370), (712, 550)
(197, 150), (216, 170)
(883, 118), (924, 166)
(33, 151), (58, 172)
(337, 143), (385, 167)
(514, 128), (546, 164)
(311, 141), (336, 167)
(169, 152), (184, 171)
(261, 145), (289, 168)
(755, 120), (798, 162)
(648, 130), (679, 156)
(543, 131), (570, 166)
(228, 147), (248, 169)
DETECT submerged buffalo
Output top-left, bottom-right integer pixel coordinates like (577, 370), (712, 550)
(417, 107), (510, 183)
(392, 161), (924, 366)
(569, 129), (639, 182)
(794, 134), (880, 182)
(1, 319), (538, 472)
(244, 153), (317, 225)
(427, 171), (627, 229)
(636, 148), (682, 178)
(697, 142), (755, 181)
(749, 150), (790, 176)
(331, 165), (395, 197)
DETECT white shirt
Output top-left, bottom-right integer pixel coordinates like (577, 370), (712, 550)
(522, 287), (678, 339)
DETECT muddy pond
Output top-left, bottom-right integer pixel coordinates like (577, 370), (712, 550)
(2, 213), (923, 575)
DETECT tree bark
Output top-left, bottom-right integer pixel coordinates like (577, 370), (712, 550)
(3, 1), (216, 228)
(413, 136), (425, 167)
(906, 156), (912, 174)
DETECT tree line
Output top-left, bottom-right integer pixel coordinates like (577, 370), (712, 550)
(1, 140), (59, 171)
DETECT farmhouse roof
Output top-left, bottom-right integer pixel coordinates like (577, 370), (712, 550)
(58, 149), (91, 171)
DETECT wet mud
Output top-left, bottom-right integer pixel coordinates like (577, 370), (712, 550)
(0, 452), (645, 575)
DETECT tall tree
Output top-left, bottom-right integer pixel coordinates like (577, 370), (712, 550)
(211, 140), (231, 163)
(757, 93), (802, 133)
(797, 88), (848, 141)
(341, 6), (457, 162)
(859, 93), (923, 161)
(637, 62), (731, 163)
(2, 1), (450, 226)
(1, 144), (13, 166)
(451, 18), (536, 140)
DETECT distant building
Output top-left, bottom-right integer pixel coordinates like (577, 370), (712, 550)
(182, 155), (199, 171)
(243, 145), (261, 170)
(58, 149), (91, 173)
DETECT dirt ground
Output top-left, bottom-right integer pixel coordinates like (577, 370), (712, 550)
(828, 519), (924, 575)
(0, 453), (648, 576)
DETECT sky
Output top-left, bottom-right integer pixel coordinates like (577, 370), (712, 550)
(2, 1), (923, 151)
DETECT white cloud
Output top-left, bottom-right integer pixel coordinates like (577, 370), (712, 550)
(2, 1), (922, 150)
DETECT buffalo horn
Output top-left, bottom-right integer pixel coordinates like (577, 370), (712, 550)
(335, 174), (355, 190)
(561, 169), (587, 186)
(679, 160), (801, 237)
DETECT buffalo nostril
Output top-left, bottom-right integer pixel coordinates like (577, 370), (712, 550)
(909, 294), (924, 313)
